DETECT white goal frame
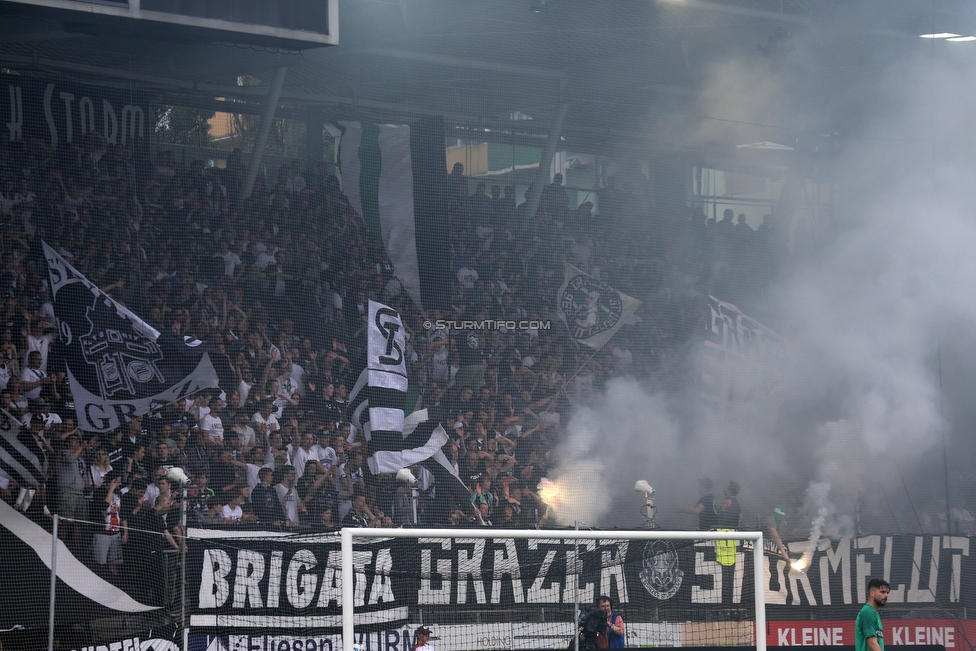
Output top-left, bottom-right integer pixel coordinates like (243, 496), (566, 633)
(341, 528), (766, 651)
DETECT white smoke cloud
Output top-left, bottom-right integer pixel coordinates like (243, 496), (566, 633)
(549, 31), (976, 532)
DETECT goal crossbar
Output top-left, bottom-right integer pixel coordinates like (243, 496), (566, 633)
(340, 528), (766, 651)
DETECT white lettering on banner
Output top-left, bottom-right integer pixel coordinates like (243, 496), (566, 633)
(60, 92), (75, 143)
(855, 535), (880, 604)
(315, 551), (341, 608)
(368, 548), (395, 605)
(818, 538), (852, 605)
(563, 540), (596, 604)
(787, 541), (818, 606)
(121, 104), (144, 146)
(883, 536), (904, 603)
(213, 627), (511, 651)
(906, 536), (938, 603)
(6, 85), (23, 141)
(72, 639), (180, 651)
(200, 549), (233, 608)
(692, 551), (722, 603)
(418, 538), (452, 604)
(455, 538), (487, 604)
(43, 83), (57, 149)
(599, 541), (629, 604)
(891, 626), (956, 647)
(733, 551), (745, 603)
(103, 99), (118, 144)
(268, 551), (283, 608)
(286, 549), (318, 609)
(80, 96), (95, 136)
(198, 548), (391, 612)
(233, 550), (266, 608)
(490, 539), (524, 604)
(3, 82), (145, 148)
(766, 556), (788, 605)
(944, 536), (970, 602)
(775, 627), (845, 646)
(526, 539), (561, 603)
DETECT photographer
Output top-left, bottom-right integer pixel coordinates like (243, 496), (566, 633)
(593, 595), (625, 649)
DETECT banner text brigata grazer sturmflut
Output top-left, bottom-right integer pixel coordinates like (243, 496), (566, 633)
(187, 532), (973, 628)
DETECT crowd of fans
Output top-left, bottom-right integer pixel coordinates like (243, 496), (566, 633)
(0, 131), (785, 588)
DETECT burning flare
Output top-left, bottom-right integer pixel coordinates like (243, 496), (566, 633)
(537, 478), (560, 507)
(792, 482), (831, 574)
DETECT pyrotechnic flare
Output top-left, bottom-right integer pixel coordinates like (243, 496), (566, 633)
(538, 478), (560, 508)
(792, 482), (830, 573)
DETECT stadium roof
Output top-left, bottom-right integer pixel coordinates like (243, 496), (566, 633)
(1, 0), (974, 159)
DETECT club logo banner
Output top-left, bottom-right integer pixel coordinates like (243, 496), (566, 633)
(187, 533), (975, 628)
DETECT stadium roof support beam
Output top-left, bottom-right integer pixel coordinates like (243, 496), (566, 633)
(243, 66), (288, 200)
(522, 102), (568, 220)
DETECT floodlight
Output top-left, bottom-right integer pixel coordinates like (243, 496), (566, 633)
(634, 480), (654, 496)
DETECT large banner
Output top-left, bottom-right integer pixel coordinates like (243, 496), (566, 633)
(700, 295), (794, 425)
(187, 532), (975, 629)
(2, 77), (150, 150)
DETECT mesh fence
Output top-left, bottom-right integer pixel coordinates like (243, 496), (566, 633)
(0, 5), (975, 650)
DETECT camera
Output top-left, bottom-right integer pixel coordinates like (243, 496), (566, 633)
(575, 606), (608, 651)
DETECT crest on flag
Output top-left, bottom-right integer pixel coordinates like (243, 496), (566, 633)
(556, 263), (641, 349)
(42, 242), (233, 432)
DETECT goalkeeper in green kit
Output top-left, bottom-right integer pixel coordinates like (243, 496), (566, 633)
(855, 578), (890, 651)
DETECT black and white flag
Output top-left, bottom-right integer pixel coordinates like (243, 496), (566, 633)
(0, 499), (159, 629)
(0, 408), (46, 489)
(347, 301), (463, 495)
(42, 242), (234, 433)
(556, 263), (641, 350)
(347, 300), (409, 473)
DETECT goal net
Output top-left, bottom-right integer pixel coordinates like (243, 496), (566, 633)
(339, 528), (766, 651)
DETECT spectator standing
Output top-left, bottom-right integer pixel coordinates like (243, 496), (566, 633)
(56, 432), (89, 548)
(678, 477), (718, 531)
(91, 470), (125, 576)
(89, 448), (113, 488)
(252, 467), (286, 525)
(718, 481), (742, 529)
(275, 466), (305, 526)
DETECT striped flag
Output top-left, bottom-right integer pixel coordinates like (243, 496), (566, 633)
(347, 300), (409, 474)
(338, 118), (451, 313)
(347, 301), (466, 498)
(0, 408), (46, 489)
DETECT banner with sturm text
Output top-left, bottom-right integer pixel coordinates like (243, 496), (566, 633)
(187, 532), (975, 629)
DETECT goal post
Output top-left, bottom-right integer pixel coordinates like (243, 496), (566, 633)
(341, 528), (766, 651)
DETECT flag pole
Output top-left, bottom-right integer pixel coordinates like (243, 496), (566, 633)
(48, 514), (58, 651)
(556, 338), (607, 403)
